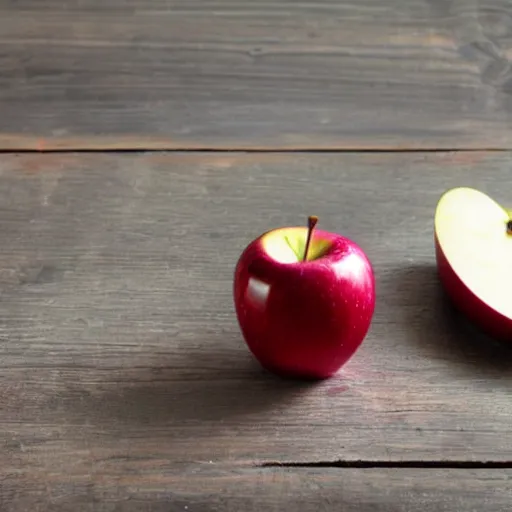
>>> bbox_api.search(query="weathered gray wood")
[1,1,512,149]
[1,151,512,475]
[3,467,512,511]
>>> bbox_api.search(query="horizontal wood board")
[1,151,512,476]
[3,467,512,512]
[1,1,512,149]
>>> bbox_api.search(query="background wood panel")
[1,0,512,150]
[2,151,512,480]
[3,467,512,512]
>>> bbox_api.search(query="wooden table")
[2,1,512,510]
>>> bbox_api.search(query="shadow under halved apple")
[388,264,512,374]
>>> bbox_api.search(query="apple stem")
[303,215,318,261]
[507,220,512,235]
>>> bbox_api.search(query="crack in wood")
[260,461,512,469]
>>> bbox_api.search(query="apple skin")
[435,233,512,342]
[233,228,376,379]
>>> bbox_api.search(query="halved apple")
[434,187,512,342]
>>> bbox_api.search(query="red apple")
[233,216,376,379]
[434,187,512,342]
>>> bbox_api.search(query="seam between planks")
[0,147,509,155]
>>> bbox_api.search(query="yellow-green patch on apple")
[262,227,332,264]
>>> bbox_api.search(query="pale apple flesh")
[233,226,375,379]
[435,187,512,341]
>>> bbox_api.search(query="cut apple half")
[435,187,512,340]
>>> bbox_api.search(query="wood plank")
[1,1,512,149]
[3,467,512,511]
[1,151,512,477]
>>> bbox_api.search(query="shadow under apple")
[61,335,317,429]
[383,264,512,375]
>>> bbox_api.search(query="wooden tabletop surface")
[2,1,512,511]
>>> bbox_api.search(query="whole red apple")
[233,216,376,379]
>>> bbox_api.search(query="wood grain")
[3,467,512,512]
[1,150,512,477]
[1,1,512,149]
